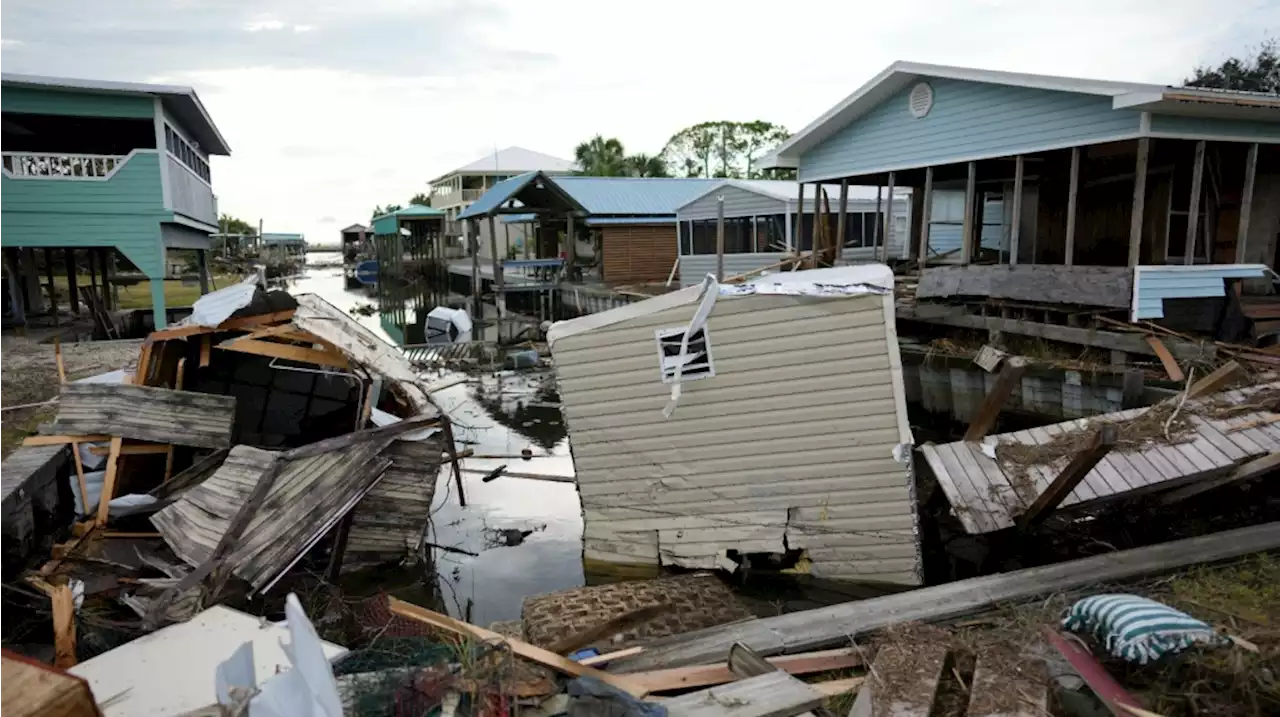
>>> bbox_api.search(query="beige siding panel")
[572,402,894,447]
[576,427,901,471]
[578,459,908,496]
[585,484,914,514]
[579,444,903,484]
[583,509,785,533]
[566,389,895,433]
[573,414,898,459]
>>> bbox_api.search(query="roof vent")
[908,82,934,119]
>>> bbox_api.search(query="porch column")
[4,249,26,326]
[835,179,848,264]
[99,248,116,310]
[1010,155,1025,265]
[1184,140,1206,264]
[566,213,577,280]
[960,162,977,264]
[1065,147,1081,266]
[197,249,211,294]
[1236,142,1259,263]
[150,277,168,329]
[918,167,934,264]
[64,249,80,315]
[795,182,806,259]
[487,215,506,319]
[881,172,896,263]
[43,248,59,326]
[20,248,46,314]
[1127,138,1151,267]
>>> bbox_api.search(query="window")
[164,123,210,183]
[656,325,715,383]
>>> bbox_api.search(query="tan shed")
[548,265,922,585]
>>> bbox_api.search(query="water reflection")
[297,253,584,624]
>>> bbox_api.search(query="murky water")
[288,253,585,625]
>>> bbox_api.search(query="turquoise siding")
[1133,265,1270,320]
[800,78,1142,181]
[1,86,154,119]
[1,151,167,276]
[1148,114,1280,143]
[372,214,399,235]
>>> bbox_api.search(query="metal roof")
[585,215,676,226]
[428,146,578,184]
[2,72,232,155]
[460,173,719,220]
[261,232,305,244]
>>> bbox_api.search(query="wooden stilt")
[964,357,1029,441]
[96,437,124,526]
[1236,143,1259,263]
[881,172,895,263]
[1010,156,1025,265]
[1065,147,1080,266]
[835,179,849,264]
[1128,138,1151,267]
[715,195,725,281]
[1185,140,1206,264]
[64,249,80,315]
[918,167,934,266]
[1018,424,1117,529]
[961,161,977,264]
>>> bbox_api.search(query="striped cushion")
[1062,594,1226,664]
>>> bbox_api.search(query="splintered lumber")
[1187,360,1245,400]
[2,649,101,717]
[623,647,865,694]
[859,644,947,717]
[1144,336,1184,381]
[813,677,864,697]
[52,383,236,449]
[964,357,1029,441]
[609,522,1280,670]
[1160,451,1280,504]
[661,671,825,717]
[388,597,646,697]
[579,646,644,667]
[966,655,1047,717]
[1017,424,1117,530]
[23,435,111,447]
[95,437,123,526]
[215,337,350,369]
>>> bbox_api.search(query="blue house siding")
[800,78,1142,182]
[1148,114,1280,143]
[1,86,155,119]
[1133,265,1271,320]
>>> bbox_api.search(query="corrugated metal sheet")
[52,383,237,448]
[1132,264,1270,320]
[184,275,260,327]
[557,176,720,215]
[551,288,921,584]
[153,440,394,593]
[586,216,674,226]
[261,232,305,244]
[457,172,538,219]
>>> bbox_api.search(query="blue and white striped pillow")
[1062,594,1227,664]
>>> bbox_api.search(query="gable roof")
[767,60,1280,169]
[341,223,369,233]
[2,72,232,155]
[676,179,887,210]
[459,173,719,220]
[261,233,304,243]
[429,146,578,184]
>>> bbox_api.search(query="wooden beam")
[796,182,805,257]
[1144,336,1184,381]
[215,337,351,369]
[660,671,825,717]
[835,179,849,264]
[28,579,78,669]
[441,417,467,508]
[199,334,211,368]
[579,646,643,666]
[963,356,1028,441]
[388,597,646,696]
[565,213,577,280]
[1017,423,1117,530]
[1161,451,1280,504]
[862,644,947,717]
[716,195,726,281]
[1010,155,1025,265]
[881,172,896,263]
[610,521,1280,670]
[1128,137,1150,267]
[95,437,123,526]
[134,339,154,385]
[147,309,298,340]
[961,161,977,264]
[1184,139,1206,264]
[488,214,507,318]
[88,443,170,456]
[1236,142,1259,263]
[1187,360,1244,399]
[22,434,112,446]
[64,248,79,315]
[624,648,865,694]
[918,167,933,264]
[1065,147,1080,266]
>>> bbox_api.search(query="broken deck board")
[51,383,236,449]
[923,381,1280,534]
[966,655,1048,717]
[862,643,947,717]
[915,265,1134,309]
[661,670,825,717]
[608,521,1280,670]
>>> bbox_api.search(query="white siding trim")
[1145,131,1280,143]
[154,98,172,210]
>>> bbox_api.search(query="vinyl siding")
[1132,264,1271,320]
[1,151,167,276]
[679,185,787,222]
[1148,114,1280,142]
[166,154,217,226]
[800,77,1142,182]
[679,254,785,287]
[1,86,155,118]
[552,292,921,583]
[602,224,677,283]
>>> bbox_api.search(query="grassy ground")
[46,274,240,310]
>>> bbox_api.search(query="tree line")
[573,120,795,179]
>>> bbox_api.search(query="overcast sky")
[3,0,1276,243]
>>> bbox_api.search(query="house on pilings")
[765,61,1279,358]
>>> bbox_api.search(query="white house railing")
[1,151,130,180]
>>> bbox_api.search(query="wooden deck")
[921,383,1280,534]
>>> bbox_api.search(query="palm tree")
[574,135,628,176]
[408,192,431,206]
[625,154,669,178]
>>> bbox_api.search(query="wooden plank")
[918,167,934,263]
[22,435,111,447]
[199,335,211,368]
[147,309,298,340]
[959,440,1022,517]
[814,677,864,698]
[611,521,1280,670]
[625,648,864,694]
[835,179,849,264]
[1236,143,1259,263]
[1127,137,1150,267]
[87,443,170,456]
[881,172,896,263]
[1144,337,1184,381]
[1039,423,1108,499]
[929,443,997,534]
[863,643,947,717]
[716,194,726,279]
[1064,147,1080,266]
[967,655,1046,717]
[53,383,236,449]
[95,438,122,527]
[1189,417,1249,462]
[963,357,1028,441]
[961,161,976,264]
[215,337,350,369]
[2,649,100,717]
[913,265,1135,311]
[1184,140,1206,265]
[580,646,643,667]
[661,671,825,717]
[1027,427,1095,500]
[1161,451,1280,504]
[796,183,805,255]
[1018,425,1116,529]
[387,597,646,696]
[1010,155,1025,264]
[134,339,154,385]
[1189,361,1244,399]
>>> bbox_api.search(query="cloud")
[244,19,285,33]
[293,24,315,33]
